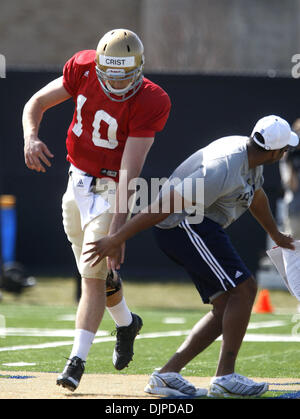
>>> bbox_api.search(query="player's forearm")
[23,77,71,141]
[22,97,44,140]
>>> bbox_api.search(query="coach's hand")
[271,231,295,250]
[83,235,123,269]
[107,242,125,271]
[24,136,54,173]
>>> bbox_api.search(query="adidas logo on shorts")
[235,270,243,279]
[76,179,84,187]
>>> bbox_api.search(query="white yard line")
[1,328,110,337]
[246,320,287,329]
[0,321,300,352]
[0,331,190,352]
[241,334,300,342]
[0,320,296,352]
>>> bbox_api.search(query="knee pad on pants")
[106,270,122,296]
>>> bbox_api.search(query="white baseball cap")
[251,115,299,150]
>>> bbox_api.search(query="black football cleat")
[112,313,143,370]
[56,356,85,392]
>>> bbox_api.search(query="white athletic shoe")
[144,371,208,397]
[208,373,269,398]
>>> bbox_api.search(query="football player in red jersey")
[22,29,171,391]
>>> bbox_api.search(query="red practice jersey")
[63,50,171,181]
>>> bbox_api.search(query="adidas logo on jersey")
[235,271,243,279]
[84,71,89,77]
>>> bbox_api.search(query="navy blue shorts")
[152,217,252,304]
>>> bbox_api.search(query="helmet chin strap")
[105,80,133,96]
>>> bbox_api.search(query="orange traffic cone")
[253,289,274,313]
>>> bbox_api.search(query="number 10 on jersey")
[72,94,119,149]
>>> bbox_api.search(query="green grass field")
[1,277,300,399]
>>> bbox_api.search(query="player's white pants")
[62,175,116,280]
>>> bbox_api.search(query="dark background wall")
[1,71,299,279]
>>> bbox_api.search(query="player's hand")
[271,231,295,250]
[24,136,54,173]
[83,236,123,269]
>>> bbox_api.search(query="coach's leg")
[215,276,257,376]
[160,292,229,373]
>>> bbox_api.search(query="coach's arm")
[249,187,294,250]
[83,187,185,268]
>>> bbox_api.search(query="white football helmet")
[95,29,144,102]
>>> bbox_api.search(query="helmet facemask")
[95,63,144,101]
